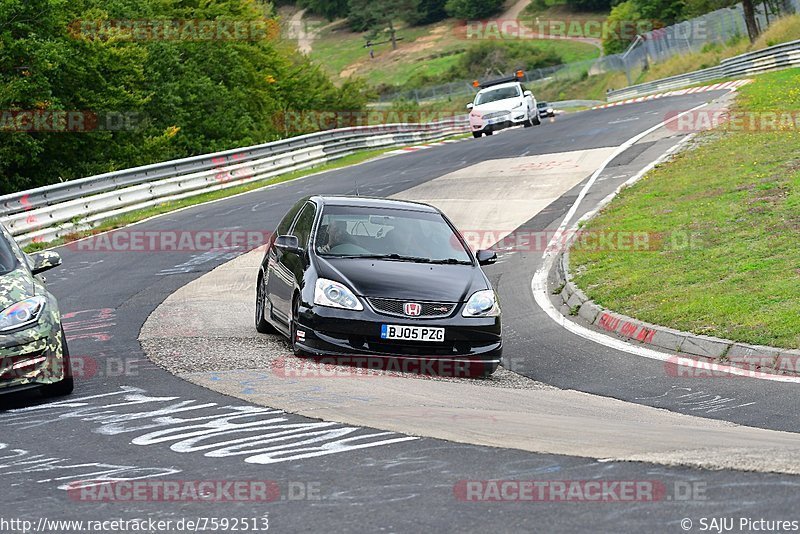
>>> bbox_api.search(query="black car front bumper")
[294,301,502,376]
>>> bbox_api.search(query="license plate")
[380,325,445,342]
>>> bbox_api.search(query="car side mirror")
[523,91,532,97]
[28,251,62,275]
[476,250,497,266]
[274,235,302,254]
[466,103,474,110]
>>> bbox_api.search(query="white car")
[467,78,540,138]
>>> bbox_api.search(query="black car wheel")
[255,274,277,334]
[41,330,74,397]
[472,132,481,138]
[485,130,493,136]
[532,114,541,126]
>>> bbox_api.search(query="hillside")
[284,4,603,93]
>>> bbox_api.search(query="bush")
[455,41,562,78]
[298,0,350,20]
[444,0,504,20]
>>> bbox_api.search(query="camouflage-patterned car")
[0,223,72,396]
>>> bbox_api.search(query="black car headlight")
[462,290,500,317]
[314,278,364,311]
[0,296,47,333]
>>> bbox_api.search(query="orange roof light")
[515,70,524,79]
[472,80,480,87]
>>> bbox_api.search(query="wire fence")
[380,0,799,104]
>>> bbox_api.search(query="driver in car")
[318,219,349,253]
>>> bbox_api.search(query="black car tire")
[41,330,74,397]
[256,274,277,334]
[485,130,493,136]
[532,114,541,126]
[480,361,499,378]
[472,132,481,138]
[523,118,532,127]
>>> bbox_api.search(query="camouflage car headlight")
[0,296,47,333]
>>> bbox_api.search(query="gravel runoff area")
[142,335,557,390]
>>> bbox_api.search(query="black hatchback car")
[255,196,502,377]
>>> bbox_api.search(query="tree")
[444,0,504,19]
[741,0,760,41]
[0,0,368,194]
[404,0,448,26]
[347,0,416,49]
[635,0,686,26]
[298,0,349,21]
[603,0,643,54]
[564,0,613,11]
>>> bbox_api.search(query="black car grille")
[367,298,456,318]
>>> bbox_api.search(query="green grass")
[308,18,600,88]
[22,147,403,253]
[569,68,800,349]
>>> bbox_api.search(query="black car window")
[276,199,306,236]
[290,202,316,249]
[315,205,472,263]
[0,231,18,275]
[476,86,520,105]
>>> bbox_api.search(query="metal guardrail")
[0,118,469,246]
[606,38,800,101]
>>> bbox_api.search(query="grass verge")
[309,19,600,88]
[22,146,406,253]
[569,67,800,349]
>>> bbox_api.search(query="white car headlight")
[314,278,363,311]
[462,290,500,317]
[0,296,47,333]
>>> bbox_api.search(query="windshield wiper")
[334,254,432,263]
[427,258,472,265]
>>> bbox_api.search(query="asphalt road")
[2,91,798,533]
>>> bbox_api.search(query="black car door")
[273,201,316,321]
[266,200,304,324]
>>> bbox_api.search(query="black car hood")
[315,257,488,302]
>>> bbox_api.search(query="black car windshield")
[0,232,18,276]
[537,102,548,108]
[315,205,472,264]
[475,86,520,105]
